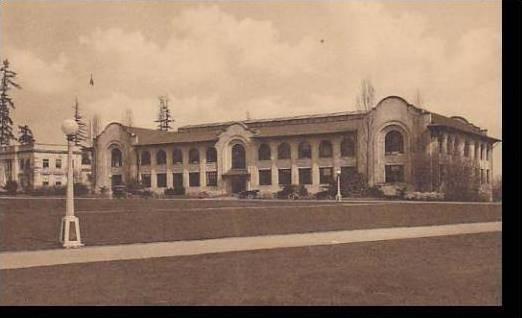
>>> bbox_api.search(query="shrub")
[74,183,90,196]
[404,191,444,201]
[492,177,502,202]
[443,158,481,202]
[4,180,18,194]
[164,186,185,195]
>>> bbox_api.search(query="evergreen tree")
[355,78,376,181]
[73,97,88,146]
[0,59,21,146]
[154,96,174,131]
[18,124,35,145]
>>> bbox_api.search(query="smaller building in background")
[0,143,92,191]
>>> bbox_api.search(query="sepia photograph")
[0,0,507,308]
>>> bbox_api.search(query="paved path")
[0,221,501,270]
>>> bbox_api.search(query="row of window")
[41,175,62,186]
[138,167,354,188]
[258,137,357,161]
[437,136,491,160]
[138,147,218,166]
[140,171,219,188]
[41,158,62,169]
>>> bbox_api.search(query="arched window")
[156,150,167,165]
[258,144,271,161]
[385,130,404,154]
[189,148,200,164]
[172,148,183,164]
[277,143,291,160]
[298,141,312,159]
[141,151,151,165]
[341,137,356,157]
[206,147,217,163]
[319,140,333,158]
[232,144,246,169]
[111,148,122,167]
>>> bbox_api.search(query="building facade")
[93,96,499,198]
[0,143,92,190]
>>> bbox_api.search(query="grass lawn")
[0,198,501,252]
[0,232,501,305]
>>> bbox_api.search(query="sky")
[0,0,502,176]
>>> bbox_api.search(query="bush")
[276,184,308,199]
[28,185,66,196]
[492,177,502,202]
[443,158,481,202]
[404,191,444,201]
[74,183,90,196]
[4,180,18,194]
[165,186,185,195]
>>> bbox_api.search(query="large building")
[0,143,92,190]
[93,96,500,198]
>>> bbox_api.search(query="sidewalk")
[0,221,501,270]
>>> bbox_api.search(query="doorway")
[231,176,247,193]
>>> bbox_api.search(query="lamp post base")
[59,216,84,248]
[336,194,342,202]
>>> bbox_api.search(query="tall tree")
[92,113,101,139]
[72,97,88,147]
[0,59,21,146]
[155,96,174,131]
[18,124,35,145]
[355,79,376,181]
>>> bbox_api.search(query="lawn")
[0,198,501,252]
[0,232,501,305]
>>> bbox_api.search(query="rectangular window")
[43,159,49,169]
[259,169,272,185]
[298,168,312,185]
[111,175,122,187]
[206,171,217,186]
[438,136,444,154]
[385,165,404,183]
[19,159,24,170]
[464,142,470,157]
[55,177,62,186]
[189,172,200,187]
[278,169,291,185]
[157,173,167,188]
[480,169,484,185]
[141,174,151,187]
[42,175,49,186]
[486,169,490,184]
[341,166,357,177]
[173,173,183,189]
[319,167,333,184]
[56,158,62,169]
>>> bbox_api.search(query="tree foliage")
[0,59,21,146]
[73,98,88,146]
[18,124,35,145]
[155,96,174,131]
[355,78,376,180]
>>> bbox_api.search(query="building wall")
[93,98,496,199]
[0,144,86,190]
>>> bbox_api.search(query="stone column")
[291,140,298,185]
[199,146,206,189]
[166,147,173,188]
[311,139,320,187]
[271,142,278,188]
[182,146,189,188]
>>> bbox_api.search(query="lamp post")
[336,168,342,202]
[59,119,83,248]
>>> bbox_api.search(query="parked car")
[275,185,308,200]
[238,189,260,199]
[315,185,335,200]
[112,185,128,199]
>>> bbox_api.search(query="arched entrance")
[223,142,249,194]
